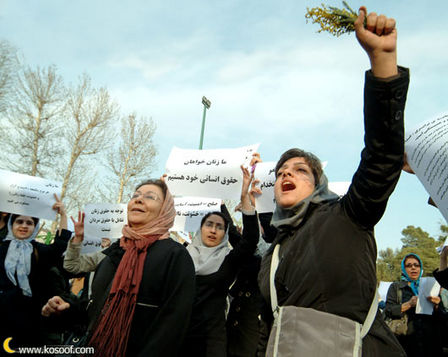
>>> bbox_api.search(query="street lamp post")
[199,96,211,150]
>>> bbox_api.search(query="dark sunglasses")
[405,263,420,268]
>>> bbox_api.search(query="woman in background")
[0,195,69,349]
[386,253,443,356]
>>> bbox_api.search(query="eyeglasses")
[405,263,421,268]
[14,219,34,226]
[204,221,225,231]
[131,192,161,202]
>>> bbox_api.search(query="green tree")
[377,247,401,281]
[400,225,440,277]
[377,224,444,281]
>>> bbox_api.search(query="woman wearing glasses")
[43,179,196,357]
[183,166,260,357]
[385,253,443,356]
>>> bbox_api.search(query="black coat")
[64,238,196,357]
[0,229,71,349]
[434,268,448,290]
[184,213,260,357]
[257,68,410,357]
[385,281,444,356]
[226,212,275,357]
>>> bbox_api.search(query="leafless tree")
[59,74,119,201]
[49,74,119,232]
[103,113,157,203]
[0,40,18,113]
[0,65,64,176]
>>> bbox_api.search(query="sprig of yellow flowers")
[305,1,359,37]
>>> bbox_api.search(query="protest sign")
[378,281,393,303]
[80,236,119,254]
[172,196,221,232]
[165,144,259,200]
[437,236,448,254]
[405,114,448,221]
[416,277,441,315]
[253,162,276,214]
[0,169,62,220]
[84,203,127,239]
[328,182,351,197]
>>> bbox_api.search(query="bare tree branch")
[103,113,157,203]
[1,65,64,177]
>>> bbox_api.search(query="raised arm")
[230,166,260,261]
[63,211,105,273]
[343,7,409,228]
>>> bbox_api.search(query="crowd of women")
[1,6,447,357]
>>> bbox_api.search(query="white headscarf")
[187,226,232,276]
[4,215,40,297]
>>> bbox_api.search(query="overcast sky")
[1,0,446,251]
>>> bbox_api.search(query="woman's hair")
[274,148,323,186]
[135,179,168,199]
[11,214,39,226]
[404,254,421,265]
[0,212,10,223]
[200,211,229,232]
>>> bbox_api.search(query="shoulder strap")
[269,244,281,316]
[360,288,379,338]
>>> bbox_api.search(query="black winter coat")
[434,268,448,290]
[184,213,259,357]
[63,238,196,357]
[385,281,444,356]
[226,212,275,357]
[0,229,71,349]
[257,68,410,357]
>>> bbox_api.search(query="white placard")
[415,277,441,315]
[172,196,221,232]
[84,203,127,239]
[378,281,393,302]
[253,162,276,214]
[405,114,448,222]
[328,182,351,197]
[80,236,119,254]
[165,144,259,200]
[0,169,62,220]
[437,237,448,254]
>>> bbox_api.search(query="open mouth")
[282,181,296,192]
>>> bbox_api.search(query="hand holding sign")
[0,169,62,220]
[165,144,260,200]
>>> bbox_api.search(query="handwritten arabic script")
[0,169,62,220]
[84,203,127,239]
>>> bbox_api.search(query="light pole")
[199,96,211,150]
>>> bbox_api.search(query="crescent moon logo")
[3,337,15,354]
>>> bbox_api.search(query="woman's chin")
[276,198,297,209]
